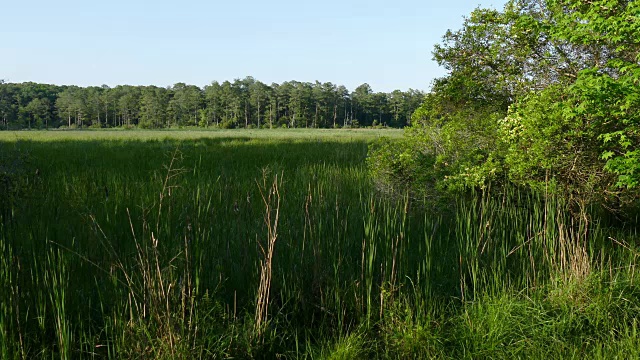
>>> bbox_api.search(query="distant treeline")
[0,78,425,130]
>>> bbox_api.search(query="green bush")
[219,119,236,129]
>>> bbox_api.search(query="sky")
[1,0,507,93]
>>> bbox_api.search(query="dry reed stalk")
[254,172,281,340]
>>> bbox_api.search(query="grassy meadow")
[1,129,639,359]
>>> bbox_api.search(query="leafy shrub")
[219,120,236,129]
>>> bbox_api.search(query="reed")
[0,130,638,358]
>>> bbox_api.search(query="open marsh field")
[0,128,404,143]
[1,129,640,359]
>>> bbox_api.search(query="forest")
[0,78,424,130]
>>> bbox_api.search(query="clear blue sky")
[1,0,506,92]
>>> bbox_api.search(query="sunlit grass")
[0,128,403,143]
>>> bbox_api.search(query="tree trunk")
[245,103,249,128]
[344,100,348,127]
[257,100,261,128]
[314,103,318,128]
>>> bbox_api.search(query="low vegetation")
[0,128,639,359]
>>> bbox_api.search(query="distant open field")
[1,129,639,359]
[0,128,404,143]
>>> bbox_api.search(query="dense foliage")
[0,78,424,130]
[369,0,640,209]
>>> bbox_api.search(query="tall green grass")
[0,131,639,359]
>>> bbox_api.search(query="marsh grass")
[0,130,638,358]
